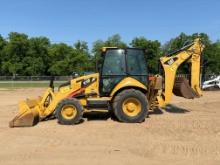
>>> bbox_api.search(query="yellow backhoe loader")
[9,38,204,127]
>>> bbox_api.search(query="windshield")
[102,49,126,75]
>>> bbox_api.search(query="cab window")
[127,49,147,75]
[102,49,126,75]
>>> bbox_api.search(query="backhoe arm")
[157,38,204,106]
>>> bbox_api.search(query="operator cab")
[98,48,148,96]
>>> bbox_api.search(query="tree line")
[0,32,219,76]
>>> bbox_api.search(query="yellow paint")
[157,38,204,106]
[101,47,117,52]
[61,105,77,120]
[110,77,147,97]
[122,98,141,117]
[11,39,204,126]
[16,73,100,120]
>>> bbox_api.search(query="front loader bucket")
[9,98,41,127]
[173,77,199,99]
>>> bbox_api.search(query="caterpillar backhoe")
[9,38,204,127]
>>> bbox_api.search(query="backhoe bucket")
[173,77,199,99]
[9,98,42,127]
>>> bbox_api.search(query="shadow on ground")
[149,104,190,115]
[83,112,111,121]
[162,104,190,113]
[149,108,164,115]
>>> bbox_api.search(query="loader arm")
[157,38,204,106]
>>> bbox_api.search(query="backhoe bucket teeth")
[9,98,41,127]
[173,77,199,99]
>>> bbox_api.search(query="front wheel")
[113,89,148,123]
[55,98,83,125]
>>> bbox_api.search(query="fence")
[0,76,71,81]
[0,74,216,88]
[0,76,72,88]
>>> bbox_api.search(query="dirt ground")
[0,88,220,165]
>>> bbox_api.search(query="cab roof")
[101,47,145,53]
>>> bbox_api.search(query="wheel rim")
[61,105,77,120]
[122,98,141,117]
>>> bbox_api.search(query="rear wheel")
[56,98,83,125]
[113,89,148,123]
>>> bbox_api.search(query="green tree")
[130,37,161,74]
[92,34,127,71]
[162,33,190,55]
[162,32,220,74]
[1,32,29,76]
[0,32,219,76]
[73,40,93,73]
[48,43,74,75]
[0,35,7,74]
[105,34,127,48]
[23,37,50,75]
[48,42,92,75]
[74,40,89,53]
[202,41,220,74]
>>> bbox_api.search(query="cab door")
[126,49,148,85]
[100,49,126,96]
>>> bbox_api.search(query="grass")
[0,81,66,88]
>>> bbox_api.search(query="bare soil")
[0,88,220,165]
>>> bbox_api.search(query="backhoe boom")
[157,38,204,106]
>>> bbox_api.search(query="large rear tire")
[56,98,83,125]
[113,89,148,123]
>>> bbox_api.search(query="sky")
[0,0,220,48]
